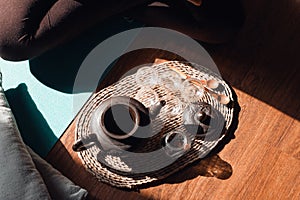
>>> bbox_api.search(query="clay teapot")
[182,102,225,138]
[73,96,166,152]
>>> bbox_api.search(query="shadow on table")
[166,154,232,183]
[203,0,300,120]
[5,83,57,157]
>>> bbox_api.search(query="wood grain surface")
[46,0,300,199]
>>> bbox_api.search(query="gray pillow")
[0,71,88,199]
[27,147,88,200]
[0,74,51,199]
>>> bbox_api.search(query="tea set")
[73,65,227,161]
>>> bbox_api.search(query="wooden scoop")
[187,0,202,7]
[167,64,230,105]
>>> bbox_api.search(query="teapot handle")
[72,134,97,152]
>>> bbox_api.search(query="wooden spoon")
[167,65,230,105]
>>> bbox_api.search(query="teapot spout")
[149,100,166,119]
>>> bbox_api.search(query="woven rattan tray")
[75,61,237,189]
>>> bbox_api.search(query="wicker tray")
[75,61,237,189]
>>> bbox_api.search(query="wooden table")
[46,1,300,199]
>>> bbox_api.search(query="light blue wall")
[0,58,90,157]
